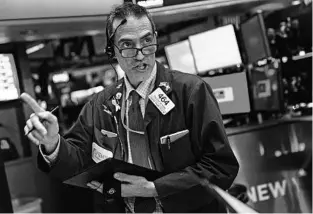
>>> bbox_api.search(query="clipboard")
[63,158,164,189]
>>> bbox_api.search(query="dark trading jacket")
[38,62,239,213]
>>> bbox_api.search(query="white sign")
[149,88,175,115]
[213,87,234,103]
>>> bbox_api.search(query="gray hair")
[106,2,156,42]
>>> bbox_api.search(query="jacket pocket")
[160,130,196,172]
[94,128,119,158]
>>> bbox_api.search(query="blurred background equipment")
[0,54,20,102]
[248,59,283,112]
[0,152,13,212]
[210,183,258,213]
[202,72,251,115]
[240,12,272,64]
[165,40,197,75]
[188,25,242,75]
[0,138,19,162]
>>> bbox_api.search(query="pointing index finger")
[20,93,44,113]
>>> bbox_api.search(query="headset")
[105,19,127,59]
[105,17,157,59]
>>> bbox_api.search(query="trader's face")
[113,15,156,85]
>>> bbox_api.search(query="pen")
[25,106,59,136]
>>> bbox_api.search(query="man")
[23,2,239,213]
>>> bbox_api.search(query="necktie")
[128,91,156,213]
[128,91,149,168]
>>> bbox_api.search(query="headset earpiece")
[105,25,115,59]
[105,18,127,59]
[106,43,115,59]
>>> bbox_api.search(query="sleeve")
[39,135,61,165]
[37,100,95,180]
[153,80,239,212]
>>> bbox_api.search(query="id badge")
[92,142,113,163]
[149,88,175,115]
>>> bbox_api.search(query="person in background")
[22,2,239,213]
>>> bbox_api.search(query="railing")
[209,183,259,213]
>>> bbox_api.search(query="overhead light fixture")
[86,30,102,36]
[137,0,163,8]
[26,43,45,54]
[292,0,301,5]
[257,59,267,66]
[292,52,312,60]
[282,56,288,63]
[0,37,10,44]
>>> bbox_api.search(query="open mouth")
[135,64,148,71]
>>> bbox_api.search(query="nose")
[135,49,145,61]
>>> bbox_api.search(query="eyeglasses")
[113,44,158,58]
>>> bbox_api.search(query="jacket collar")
[102,61,173,116]
[154,61,172,95]
[104,61,172,99]
[102,78,124,116]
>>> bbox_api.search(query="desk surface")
[226,115,312,136]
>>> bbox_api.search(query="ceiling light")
[257,59,267,66]
[86,30,102,36]
[0,37,10,44]
[292,0,301,5]
[26,43,45,54]
[282,57,288,63]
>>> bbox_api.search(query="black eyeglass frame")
[113,43,159,58]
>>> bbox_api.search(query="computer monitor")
[165,40,197,75]
[0,54,20,101]
[189,25,242,74]
[249,62,282,112]
[240,12,271,63]
[202,72,251,115]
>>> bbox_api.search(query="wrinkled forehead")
[112,15,154,43]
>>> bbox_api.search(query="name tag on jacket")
[92,142,113,163]
[149,88,175,115]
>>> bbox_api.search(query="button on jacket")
[38,62,239,213]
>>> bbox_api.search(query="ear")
[154,31,158,38]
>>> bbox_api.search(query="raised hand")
[21,93,59,153]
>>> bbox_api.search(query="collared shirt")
[123,62,157,118]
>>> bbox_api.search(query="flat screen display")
[165,40,197,75]
[202,72,251,115]
[240,14,271,63]
[189,25,242,73]
[0,54,20,101]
